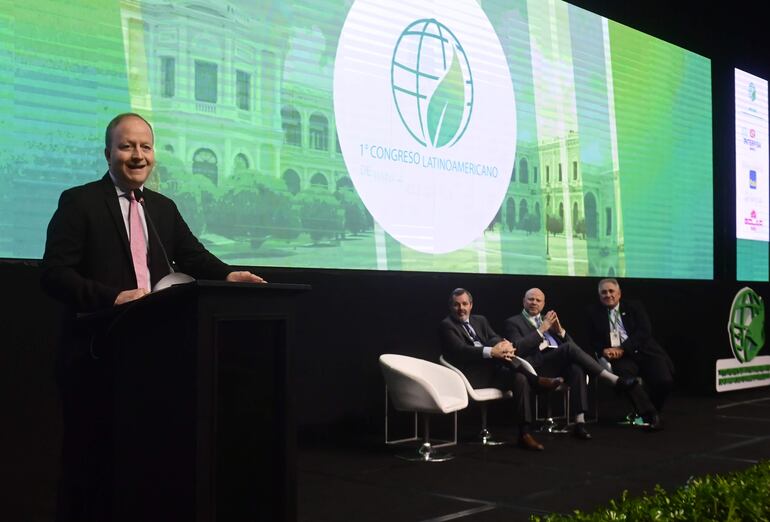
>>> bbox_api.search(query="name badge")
[609,330,621,347]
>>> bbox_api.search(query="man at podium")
[40,112,265,521]
[42,112,264,311]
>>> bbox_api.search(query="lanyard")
[608,308,621,331]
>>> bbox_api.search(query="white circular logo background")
[334,0,516,254]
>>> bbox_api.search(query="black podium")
[96,281,309,522]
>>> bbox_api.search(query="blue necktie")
[462,321,480,341]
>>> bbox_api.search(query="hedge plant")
[532,460,770,522]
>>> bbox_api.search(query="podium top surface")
[77,280,311,322]
[194,280,312,292]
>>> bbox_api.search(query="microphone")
[132,188,194,291]
[132,189,174,275]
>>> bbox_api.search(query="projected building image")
[0,0,712,279]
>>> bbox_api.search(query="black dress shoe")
[618,381,656,418]
[518,433,545,451]
[535,376,564,392]
[643,413,663,431]
[572,423,592,440]
[614,376,639,392]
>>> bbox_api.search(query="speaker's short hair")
[105,113,154,149]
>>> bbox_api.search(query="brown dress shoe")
[535,376,564,392]
[518,433,544,451]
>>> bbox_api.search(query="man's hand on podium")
[114,272,266,306]
[114,288,150,306]
[226,271,267,284]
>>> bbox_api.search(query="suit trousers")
[607,354,674,412]
[535,342,602,416]
[488,361,532,426]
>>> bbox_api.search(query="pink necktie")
[128,191,150,291]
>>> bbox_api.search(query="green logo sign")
[391,19,474,148]
[728,287,765,363]
[748,82,757,102]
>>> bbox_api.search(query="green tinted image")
[737,239,769,281]
[0,0,713,279]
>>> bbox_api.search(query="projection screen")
[0,0,713,279]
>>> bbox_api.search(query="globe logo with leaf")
[391,19,473,148]
[728,287,765,363]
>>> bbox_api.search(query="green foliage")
[505,207,516,232]
[154,150,189,187]
[156,151,219,235]
[270,202,302,241]
[522,212,541,234]
[546,214,564,236]
[531,461,770,522]
[512,211,537,234]
[211,169,299,242]
[574,218,586,239]
[296,188,344,243]
[336,188,372,236]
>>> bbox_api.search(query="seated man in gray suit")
[503,288,660,439]
[439,288,563,451]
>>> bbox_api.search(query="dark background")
[2,1,769,519]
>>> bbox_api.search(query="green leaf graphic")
[427,49,465,148]
[745,308,765,361]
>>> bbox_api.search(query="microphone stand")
[133,189,195,292]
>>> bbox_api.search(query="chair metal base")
[396,443,455,462]
[384,387,458,448]
[535,386,571,434]
[470,428,506,446]
[384,386,458,462]
[536,417,570,434]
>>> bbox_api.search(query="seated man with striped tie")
[503,288,661,440]
[439,287,564,451]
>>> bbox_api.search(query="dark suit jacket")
[438,314,503,388]
[586,299,674,373]
[41,173,231,313]
[42,174,236,520]
[503,313,572,368]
